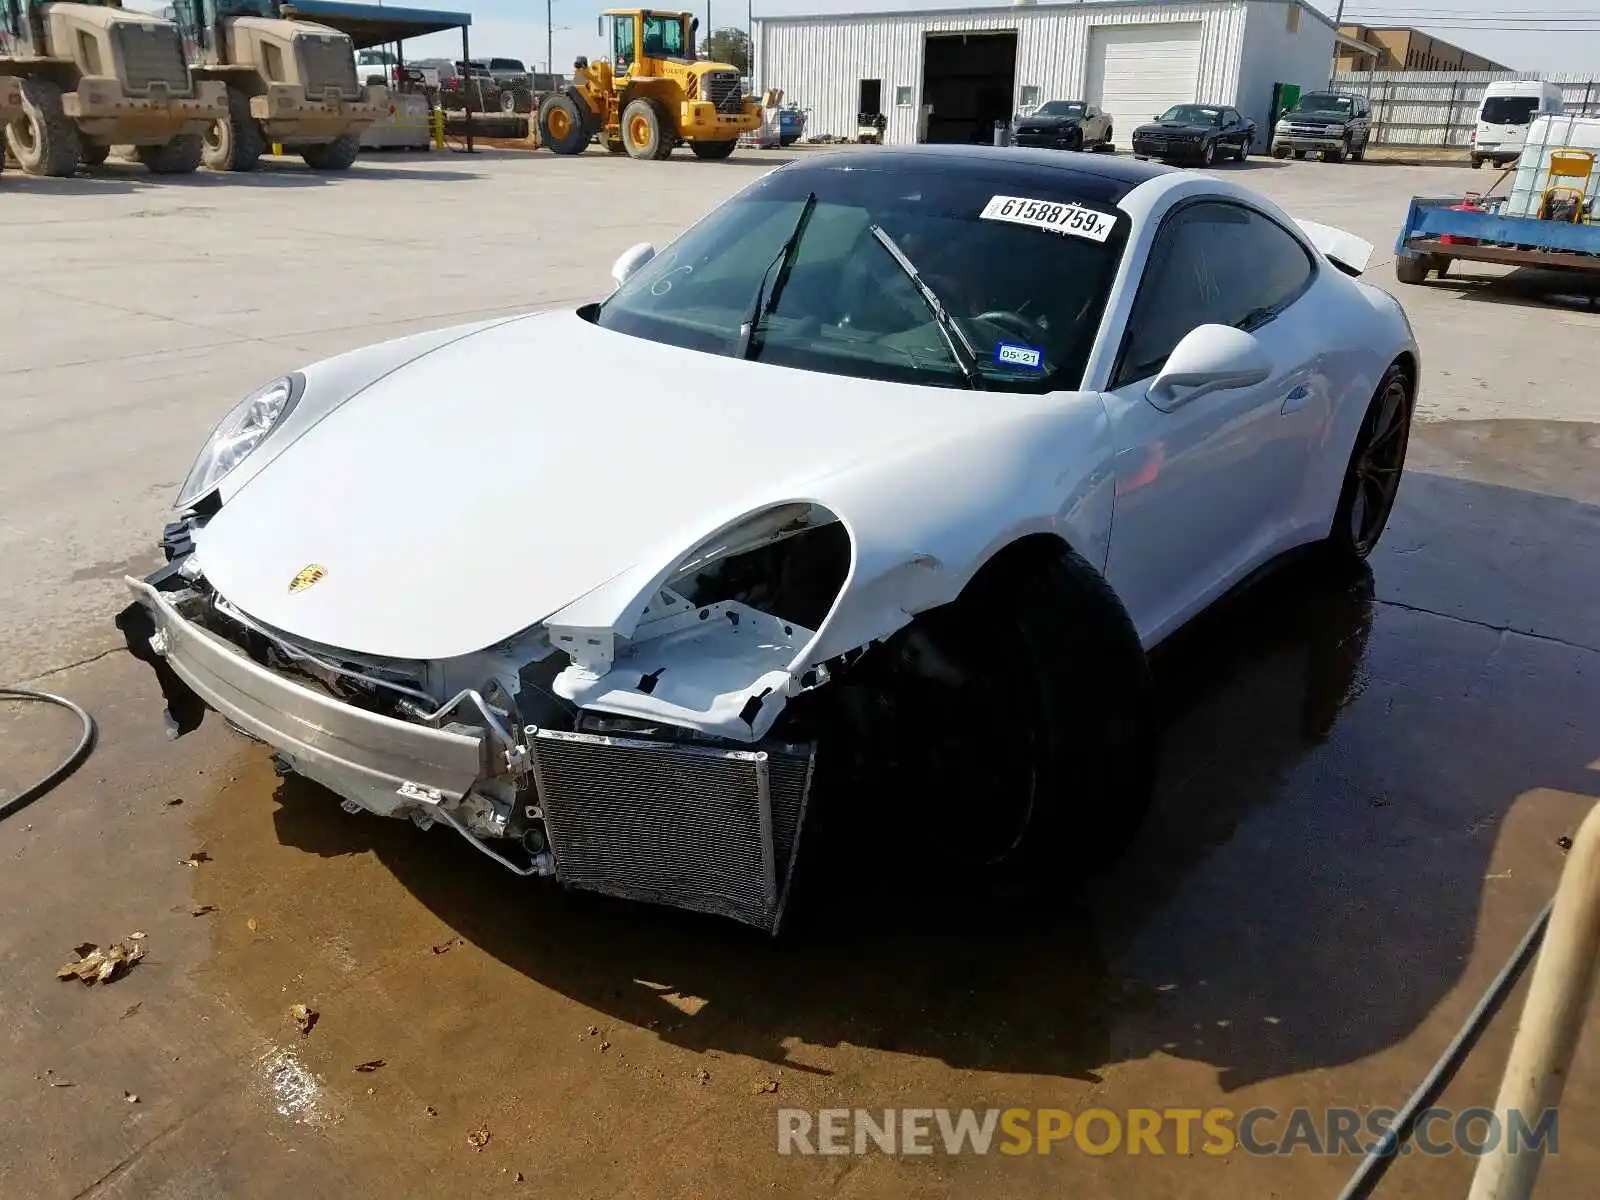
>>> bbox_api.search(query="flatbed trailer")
[1394,196,1600,284]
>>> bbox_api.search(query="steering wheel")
[975,309,1049,346]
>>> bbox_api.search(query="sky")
[124,0,1600,76]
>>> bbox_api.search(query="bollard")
[431,107,445,150]
[271,142,283,157]
[1468,799,1600,1200]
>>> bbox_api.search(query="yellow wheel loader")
[0,0,226,177]
[538,8,763,161]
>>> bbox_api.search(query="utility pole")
[1330,0,1346,85]
[547,0,553,75]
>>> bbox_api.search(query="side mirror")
[611,241,656,289]
[1146,324,1271,411]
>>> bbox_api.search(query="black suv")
[1271,91,1372,162]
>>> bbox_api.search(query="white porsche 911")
[119,146,1419,933]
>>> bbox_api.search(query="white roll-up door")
[1086,23,1203,148]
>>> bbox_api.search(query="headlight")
[1275,119,1289,132]
[1324,124,1343,136]
[175,373,304,510]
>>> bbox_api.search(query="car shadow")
[265,463,1600,1086]
[59,161,485,187]
[1430,264,1600,311]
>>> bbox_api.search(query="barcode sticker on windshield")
[979,195,1117,242]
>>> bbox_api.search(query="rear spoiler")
[1295,219,1374,277]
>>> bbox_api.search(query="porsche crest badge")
[288,564,327,594]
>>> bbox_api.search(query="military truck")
[168,0,386,172]
[0,0,226,176]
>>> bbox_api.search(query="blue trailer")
[1393,196,1600,285]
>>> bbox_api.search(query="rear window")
[1481,96,1540,125]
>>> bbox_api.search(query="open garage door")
[1086,23,1202,149]
[922,31,1018,145]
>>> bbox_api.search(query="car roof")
[792,144,1175,205]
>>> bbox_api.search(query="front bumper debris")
[123,576,486,801]
[120,572,816,933]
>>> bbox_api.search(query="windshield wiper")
[866,224,983,389]
[735,191,817,361]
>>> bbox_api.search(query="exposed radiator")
[530,729,814,933]
[112,23,191,97]
[297,33,361,101]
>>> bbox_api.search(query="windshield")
[1296,93,1352,114]
[1481,96,1540,125]
[1036,101,1086,118]
[592,163,1128,392]
[357,50,396,65]
[1159,105,1222,125]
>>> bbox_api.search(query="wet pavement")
[3,417,1599,1199]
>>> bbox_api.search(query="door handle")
[1281,384,1311,414]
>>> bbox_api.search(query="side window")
[613,16,635,67]
[1113,202,1316,388]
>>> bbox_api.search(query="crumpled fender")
[545,393,1117,740]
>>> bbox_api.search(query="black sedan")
[1131,104,1256,167]
[1009,100,1115,152]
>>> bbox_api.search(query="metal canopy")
[279,0,471,51]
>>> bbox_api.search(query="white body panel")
[175,159,1418,744]
[1086,22,1203,149]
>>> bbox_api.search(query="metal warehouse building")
[751,0,1338,152]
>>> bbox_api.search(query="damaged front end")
[120,503,863,933]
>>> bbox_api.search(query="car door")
[1100,199,1324,644]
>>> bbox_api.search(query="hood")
[194,311,1064,661]
[1290,109,1352,123]
[1015,114,1080,128]
[1141,121,1210,134]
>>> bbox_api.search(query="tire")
[1322,142,1346,163]
[603,135,626,154]
[689,138,737,160]
[1292,148,1306,160]
[538,92,588,155]
[1394,253,1430,284]
[6,78,81,177]
[804,539,1156,883]
[136,134,204,175]
[1328,362,1414,561]
[1233,137,1248,160]
[621,96,673,160]
[1471,155,1484,169]
[1272,144,1291,159]
[1200,138,1217,167]
[300,133,360,171]
[202,85,264,172]
[1100,126,1114,150]
[500,90,517,115]
[79,142,110,167]
[1350,137,1366,162]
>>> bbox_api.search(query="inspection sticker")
[979,195,1117,242]
[994,342,1045,370]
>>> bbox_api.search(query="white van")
[1472,80,1564,168]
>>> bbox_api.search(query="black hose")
[1335,900,1553,1199]
[0,688,97,822]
